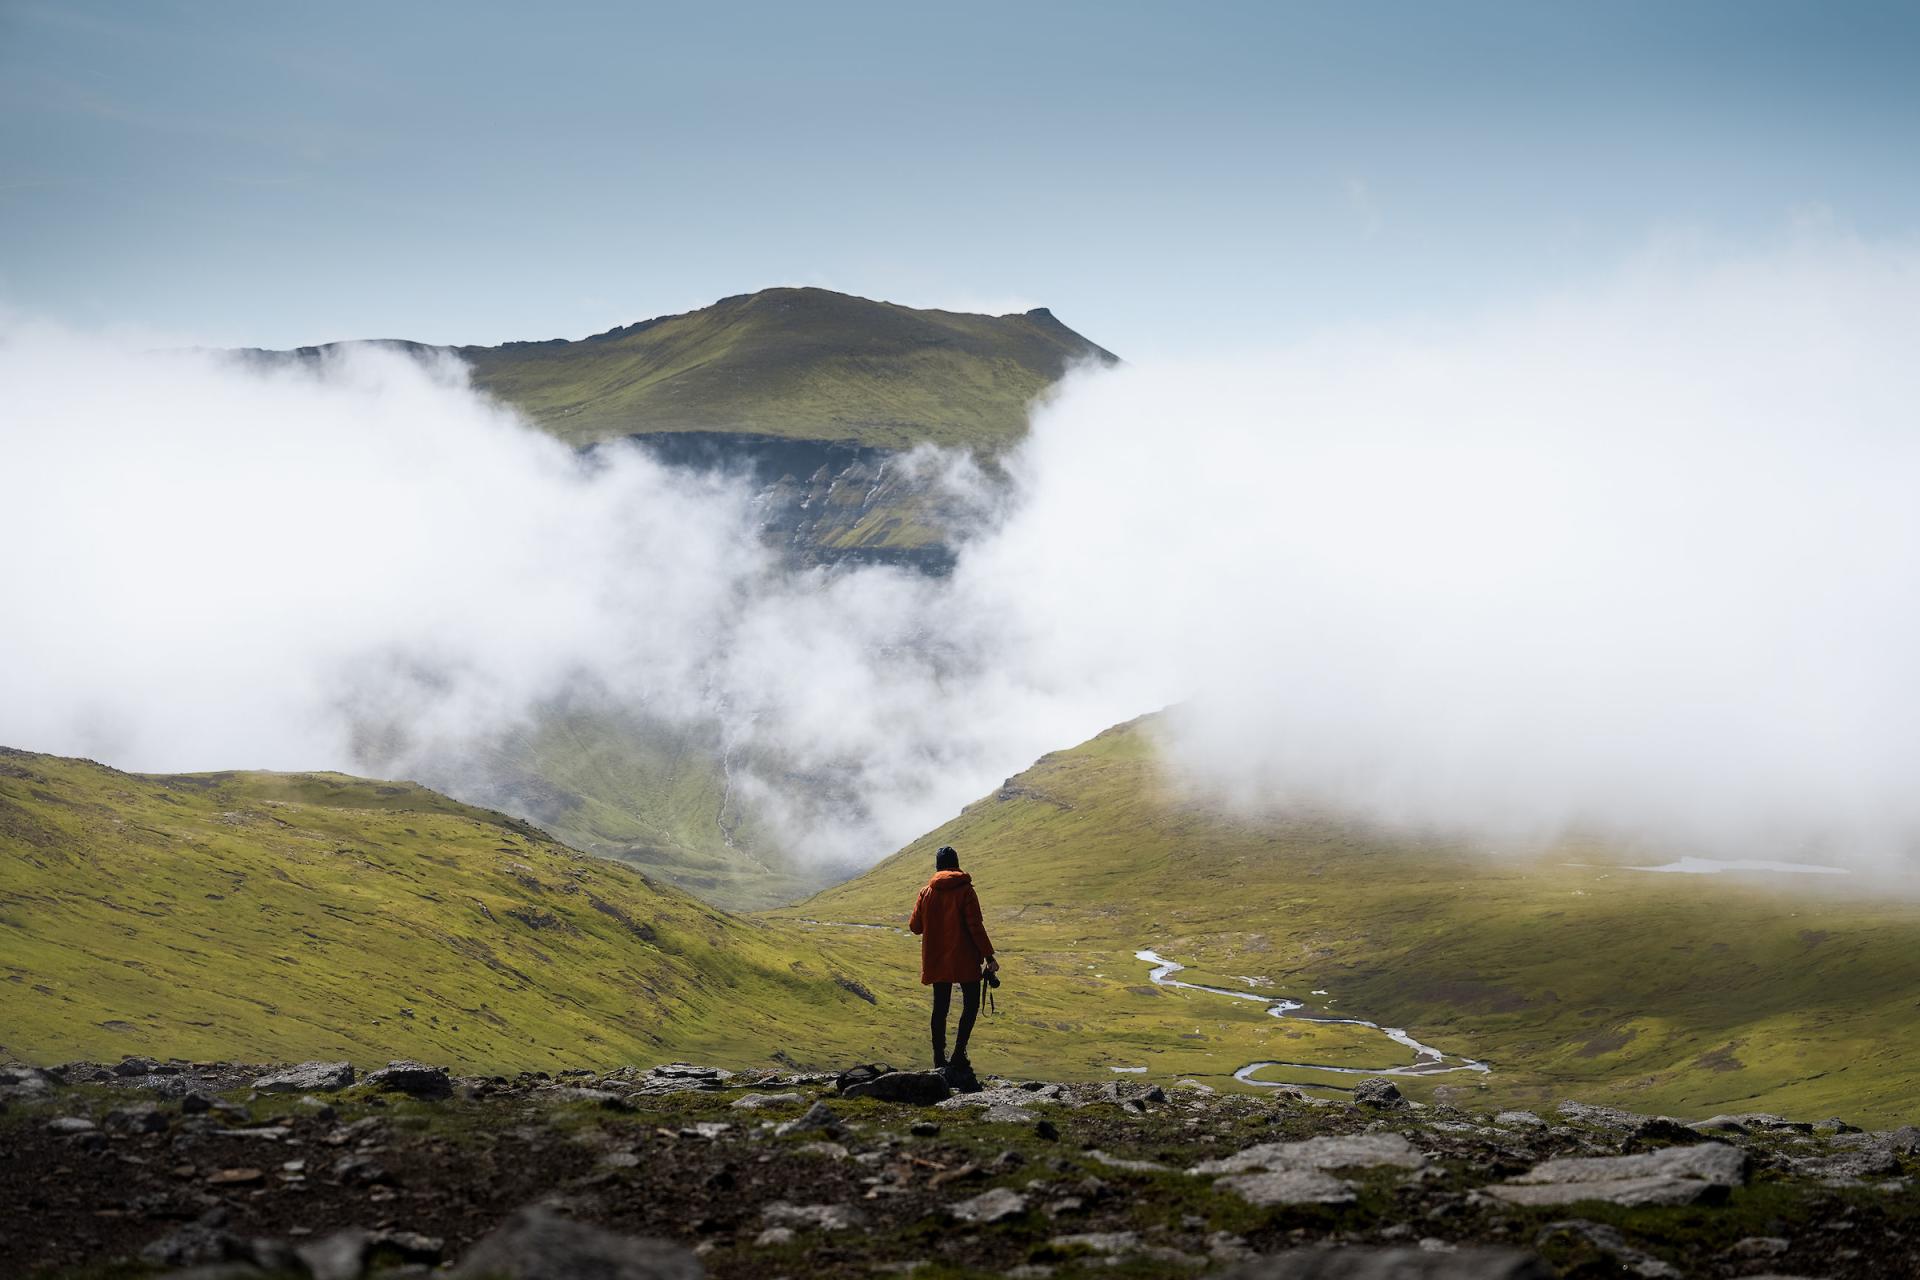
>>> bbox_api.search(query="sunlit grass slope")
[783,717,1920,1126]
[458,288,1115,450]
[0,748,884,1070]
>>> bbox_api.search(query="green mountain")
[236,290,1117,903]
[458,287,1116,451]
[0,747,886,1069]
[253,287,1115,455]
[784,716,1920,1126]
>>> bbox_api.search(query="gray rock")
[449,1206,703,1279]
[252,1061,354,1093]
[754,1226,795,1247]
[1215,1246,1554,1279]
[1731,1237,1791,1257]
[982,1103,1037,1123]
[139,1220,248,1268]
[1192,1133,1426,1175]
[937,1084,1069,1110]
[375,1228,444,1263]
[1216,1169,1358,1206]
[362,1060,452,1099]
[295,1228,371,1280]
[795,1140,849,1159]
[1494,1110,1546,1128]
[1535,1220,1679,1278]
[1050,1231,1140,1255]
[105,1103,170,1134]
[0,1064,56,1094]
[1689,1115,1749,1134]
[1488,1142,1746,1207]
[1800,1148,1900,1180]
[951,1187,1028,1223]
[547,1086,628,1108]
[330,1153,393,1186]
[760,1201,864,1231]
[1087,1149,1171,1173]
[1834,1124,1920,1155]
[773,1101,844,1138]
[841,1070,951,1106]
[1352,1078,1405,1107]
[730,1091,805,1110]
[46,1115,96,1134]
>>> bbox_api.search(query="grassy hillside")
[783,717,1920,1126]
[252,288,1115,453]
[0,747,887,1070]
[460,288,1115,450]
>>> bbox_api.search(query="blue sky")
[3,0,1916,356]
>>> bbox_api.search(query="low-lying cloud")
[3,231,1918,874]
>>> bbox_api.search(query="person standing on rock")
[908,845,997,1077]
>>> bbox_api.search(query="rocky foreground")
[2,1059,1916,1279]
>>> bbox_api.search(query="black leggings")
[931,980,981,1065]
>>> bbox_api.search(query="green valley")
[783,716,1920,1127]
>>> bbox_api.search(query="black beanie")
[935,845,959,871]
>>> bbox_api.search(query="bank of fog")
[3,234,1919,873]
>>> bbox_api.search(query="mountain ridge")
[242,286,1118,452]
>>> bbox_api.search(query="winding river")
[1135,949,1490,1087]
[792,917,1488,1088]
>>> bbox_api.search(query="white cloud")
[4,230,1920,876]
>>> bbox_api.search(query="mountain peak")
[455,287,1116,450]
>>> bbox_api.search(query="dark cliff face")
[624,431,975,575]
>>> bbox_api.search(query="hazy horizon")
[5,2,1919,357]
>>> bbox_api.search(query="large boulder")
[1216,1169,1358,1207]
[1191,1133,1427,1175]
[448,1206,702,1279]
[253,1061,355,1093]
[1488,1142,1747,1207]
[1351,1078,1405,1108]
[949,1187,1028,1224]
[773,1101,845,1138]
[840,1070,951,1105]
[1216,1246,1554,1279]
[833,1063,897,1093]
[362,1060,452,1100]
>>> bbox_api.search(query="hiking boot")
[940,1057,980,1094]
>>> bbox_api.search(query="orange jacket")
[908,869,995,985]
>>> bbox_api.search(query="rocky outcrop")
[1487,1142,1747,1206]
[361,1060,452,1100]
[253,1061,355,1093]
[5,1056,1914,1280]
[448,1206,701,1279]
[840,1070,951,1105]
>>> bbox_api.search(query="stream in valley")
[1134,949,1490,1088]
